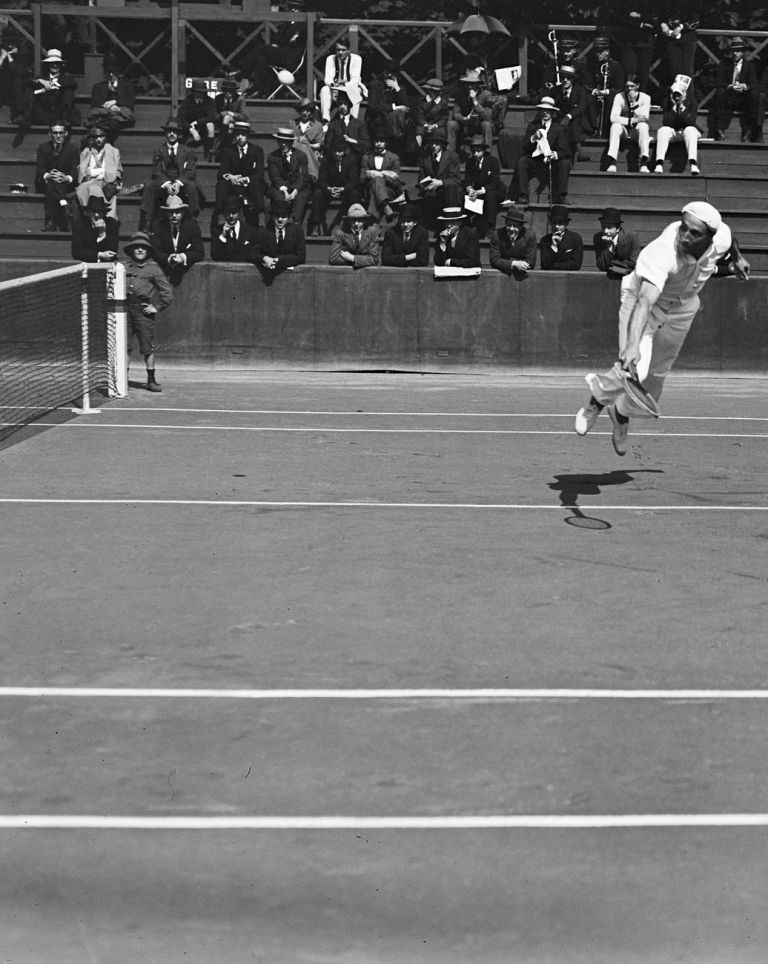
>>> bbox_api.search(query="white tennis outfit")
[587,219,732,417]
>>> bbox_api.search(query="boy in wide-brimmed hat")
[593,206,640,278]
[328,202,380,268]
[433,205,480,268]
[514,96,571,205]
[489,204,537,278]
[122,232,173,392]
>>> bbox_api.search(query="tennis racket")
[620,362,660,418]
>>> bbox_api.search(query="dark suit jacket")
[381,224,430,267]
[413,95,450,136]
[540,227,583,270]
[463,153,503,193]
[253,222,306,268]
[90,78,136,111]
[554,83,590,141]
[35,139,79,192]
[521,120,571,161]
[150,142,198,184]
[418,148,462,193]
[593,227,641,276]
[433,224,480,268]
[317,151,361,191]
[267,148,309,193]
[489,227,538,276]
[660,92,699,130]
[217,142,266,193]
[210,220,260,262]
[715,57,759,92]
[150,218,205,273]
[325,115,370,155]
[71,214,119,262]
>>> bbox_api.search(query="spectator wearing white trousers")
[654,78,700,176]
[605,75,651,173]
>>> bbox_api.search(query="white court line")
[0,498,765,512]
[1,687,768,700]
[2,814,768,829]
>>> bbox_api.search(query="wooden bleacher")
[1,96,768,270]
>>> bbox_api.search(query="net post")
[109,263,128,398]
[71,264,101,415]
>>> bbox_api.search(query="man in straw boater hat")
[122,231,173,393]
[593,206,640,279]
[553,63,591,163]
[513,94,571,206]
[17,47,79,133]
[489,204,537,279]
[433,205,480,268]
[214,118,266,230]
[381,202,430,267]
[417,126,462,228]
[574,201,749,455]
[540,203,583,271]
[328,202,381,268]
[267,125,311,228]
[140,116,200,231]
[150,194,204,287]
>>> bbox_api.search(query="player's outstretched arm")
[620,278,660,369]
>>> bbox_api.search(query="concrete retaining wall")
[1,260,765,372]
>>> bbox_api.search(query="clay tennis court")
[2,370,768,963]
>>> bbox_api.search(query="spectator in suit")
[620,5,656,95]
[412,78,451,149]
[291,97,324,182]
[214,119,266,229]
[593,207,641,278]
[254,198,306,286]
[585,36,624,138]
[659,4,698,87]
[178,78,216,160]
[329,203,381,269]
[433,206,480,268]
[364,61,412,158]
[71,194,119,263]
[309,135,363,236]
[540,204,583,271]
[381,202,430,267]
[75,123,122,218]
[212,79,248,161]
[140,117,200,231]
[35,121,79,231]
[654,77,701,175]
[515,96,571,206]
[87,55,135,142]
[361,129,405,223]
[320,36,365,124]
[709,37,760,142]
[489,204,537,280]
[447,68,496,151]
[462,134,503,240]
[210,195,260,263]
[0,29,32,125]
[605,74,652,173]
[267,126,312,228]
[325,95,370,157]
[17,47,79,133]
[417,128,462,227]
[554,64,591,163]
[150,195,204,287]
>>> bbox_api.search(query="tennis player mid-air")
[574,201,750,455]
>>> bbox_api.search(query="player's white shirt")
[621,220,732,310]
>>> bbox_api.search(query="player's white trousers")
[585,294,700,418]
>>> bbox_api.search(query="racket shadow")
[548,470,665,530]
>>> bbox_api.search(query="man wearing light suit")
[140,116,200,230]
[320,37,365,123]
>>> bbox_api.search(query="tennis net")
[0,263,127,440]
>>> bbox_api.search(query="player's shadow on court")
[549,470,664,530]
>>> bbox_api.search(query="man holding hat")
[88,55,135,142]
[215,119,266,229]
[593,207,640,278]
[463,134,503,239]
[19,47,79,132]
[540,204,583,270]
[291,97,325,181]
[514,96,571,206]
[310,135,363,236]
[709,37,760,142]
[329,203,380,268]
[433,206,480,269]
[413,78,450,149]
[267,127,311,228]
[381,203,430,267]
[150,194,204,286]
[122,231,173,393]
[253,199,306,285]
[575,201,749,454]
[71,194,119,263]
[140,117,200,231]
[210,195,260,263]
[417,127,462,227]
[489,205,537,279]
[178,77,216,159]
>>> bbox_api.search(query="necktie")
[403,231,411,243]
[278,228,284,246]
[173,228,179,249]
[354,231,361,250]
[170,146,175,157]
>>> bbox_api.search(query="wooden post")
[306,12,316,103]
[171,0,181,114]
[435,25,442,82]
[32,1,41,74]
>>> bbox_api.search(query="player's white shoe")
[607,405,628,456]
[574,399,602,436]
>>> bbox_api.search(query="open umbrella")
[454,14,511,37]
